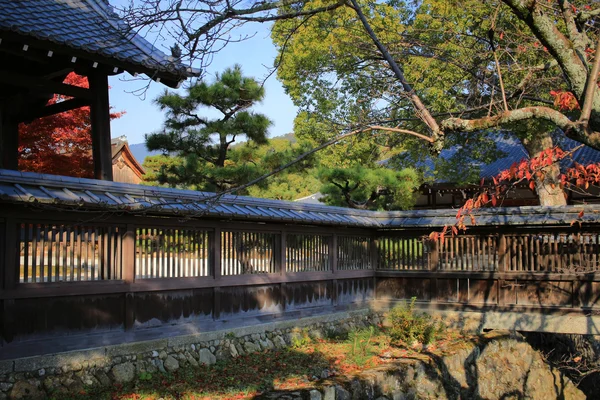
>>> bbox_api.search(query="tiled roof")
[440,134,600,181]
[0,0,199,83]
[1,169,598,228]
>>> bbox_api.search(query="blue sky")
[107,15,297,145]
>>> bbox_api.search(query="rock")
[198,349,216,366]
[309,389,322,400]
[260,339,275,350]
[154,359,166,374]
[335,385,351,400]
[273,335,287,349]
[41,377,59,393]
[0,383,13,392]
[323,386,336,400]
[159,350,168,360]
[94,371,112,387]
[229,343,239,358]
[8,381,44,400]
[215,349,230,362]
[164,356,180,372]
[110,362,135,384]
[244,341,260,354]
[146,361,158,374]
[185,352,199,367]
[235,343,245,356]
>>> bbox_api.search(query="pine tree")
[146,65,272,192]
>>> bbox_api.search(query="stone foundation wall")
[0,309,381,400]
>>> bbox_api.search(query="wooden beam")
[18,97,90,122]
[0,70,92,99]
[88,72,113,181]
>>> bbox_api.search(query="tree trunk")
[522,132,567,207]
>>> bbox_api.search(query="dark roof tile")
[0,0,199,83]
[1,169,599,228]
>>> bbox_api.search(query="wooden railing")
[2,208,600,358]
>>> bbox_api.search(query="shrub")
[291,327,312,348]
[324,326,348,341]
[387,297,444,345]
[347,326,376,366]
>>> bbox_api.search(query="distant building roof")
[294,193,325,205]
[428,134,600,182]
[111,136,145,179]
[0,0,199,85]
[0,169,599,228]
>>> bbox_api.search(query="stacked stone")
[0,311,381,399]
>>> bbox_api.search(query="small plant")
[387,297,444,345]
[291,327,312,348]
[224,331,236,340]
[138,371,153,381]
[347,326,376,366]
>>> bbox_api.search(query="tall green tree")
[146,65,271,192]
[126,0,600,207]
[143,135,321,199]
[269,0,600,206]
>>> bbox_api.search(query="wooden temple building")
[0,0,198,180]
[111,136,145,184]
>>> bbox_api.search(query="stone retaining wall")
[258,331,586,400]
[0,309,380,400]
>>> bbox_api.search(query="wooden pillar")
[212,228,222,320]
[370,234,378,301]
[331,234,338,306]
[0,107,19,170]
[280,230,287,312]
[2,218,18,344]
[88,73,113,181]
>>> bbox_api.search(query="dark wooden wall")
[1,207,599,359]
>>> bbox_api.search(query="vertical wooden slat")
[76,226,82,281]
[4,218,18,289]
[46,226,54,282]
[99,226,105,280]
[23,224,29,283]
[123,224,135,285]
[39,225,46,283]
[213,228,222,280]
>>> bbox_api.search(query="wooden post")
[331,234,338,306]
[370,235,378,300]
[497,234,506,305]
[280,230,287,312]
[0,108,19,170]
[2,218,17,344]
[212,228,221,320]
[429,237,439,304]
[3,218,17,290]
[123,224,135,330]
[88,72,113,181]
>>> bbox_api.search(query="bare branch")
[347,0,441,142]
[579,37,600,130]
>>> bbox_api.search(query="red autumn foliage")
[18,72,123,178]
[429,146,599,243]
[549,90,580,111]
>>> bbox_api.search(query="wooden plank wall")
[1,208,599,358]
